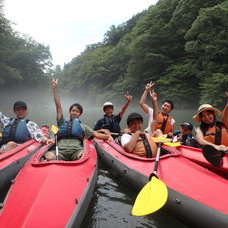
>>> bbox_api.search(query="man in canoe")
[120,112,157,158]
[93,93,132,137]
[140,81,175,136]
[193,92,228,151]
[43,78,112,161]
[0,101,51,153]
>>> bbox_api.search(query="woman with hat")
[193,92,228,151]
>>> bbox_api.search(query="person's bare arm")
[51,78,63,121]
[139,82,154,114]
[222,92,228,129]
[93,129,113,140]
[119,92,132,118]
[124,131,142,153]
[149,89,158,133]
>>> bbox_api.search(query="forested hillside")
[0,0,227,108]
[0,0,52,90]
[54,0,228,108]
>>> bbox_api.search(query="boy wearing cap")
[93,93,132,136]
[193,92,228,151]
[120,112,157,157]
[172,122,194,145]
[0,101,51,153]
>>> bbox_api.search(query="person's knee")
[5,141,18,152]
[43,152,56,161]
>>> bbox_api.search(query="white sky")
[4,0,158,67]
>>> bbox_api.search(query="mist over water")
[0,87,197,130]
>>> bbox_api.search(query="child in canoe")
[0,101,52,153]
[43,78,112,161]
[93,93,132,138]
[120,112,158,158]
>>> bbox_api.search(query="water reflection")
[82,166,189,228]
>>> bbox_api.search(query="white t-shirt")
[144,108,176,134]
[144,107,154,135]
[121,133,132,147]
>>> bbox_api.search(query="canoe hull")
[177,145,228,179]
[0,126,49,191]
[0,139,97,228]
[95,139,228,228]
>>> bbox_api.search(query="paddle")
[51,125,59,160]
[132,142,168,216]
[202,145,228,168]
[151,135,181,147]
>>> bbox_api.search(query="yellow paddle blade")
[151,135,171,143]
[51,125,58,135]
[163,142,181,147]
[132,176,168,216]
[0,132,2,137]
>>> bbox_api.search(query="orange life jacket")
[204,125,228,146]
[155,113,173,134]
[132,133,157,157]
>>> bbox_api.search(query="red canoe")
[0,139,97,228]
[0,126,49,191]
[94,139,228,228]
[176,145,228,179]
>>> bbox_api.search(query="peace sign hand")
[124,91,132,101]
[145,81,155,91]
[51,78,58,89]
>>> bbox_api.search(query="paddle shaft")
[152,142,162,177]
[55,134,59,160]
[110,133,120,136]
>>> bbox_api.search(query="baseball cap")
[13,101,27,110]
[127,112,143,125]
[103,102,114,111]
[180,122,193,131]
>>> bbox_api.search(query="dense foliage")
[0,0,52,89]
[1,0,227,108]
[54,0,228,108]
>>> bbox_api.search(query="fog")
[0,87,197,131]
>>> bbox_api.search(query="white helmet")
[103,102,114,110]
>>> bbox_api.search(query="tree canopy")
[1,0,227,108]
[0,0,52,89]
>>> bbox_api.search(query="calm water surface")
[0,102,194,227]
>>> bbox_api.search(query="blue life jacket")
[57,118,84,142]
[101,115,121,133]
[2,118,31,144]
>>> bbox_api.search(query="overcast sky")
[4,0,158,67]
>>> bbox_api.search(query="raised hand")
[124,91,132,102]
[145,81,155,91]
[150,89,157,101]
[51,78,58,89]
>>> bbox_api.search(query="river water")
[0,96,196,227]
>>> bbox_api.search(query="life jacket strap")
[215,123,222,145]
[160,115,169,133]
[140,134,152,158]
